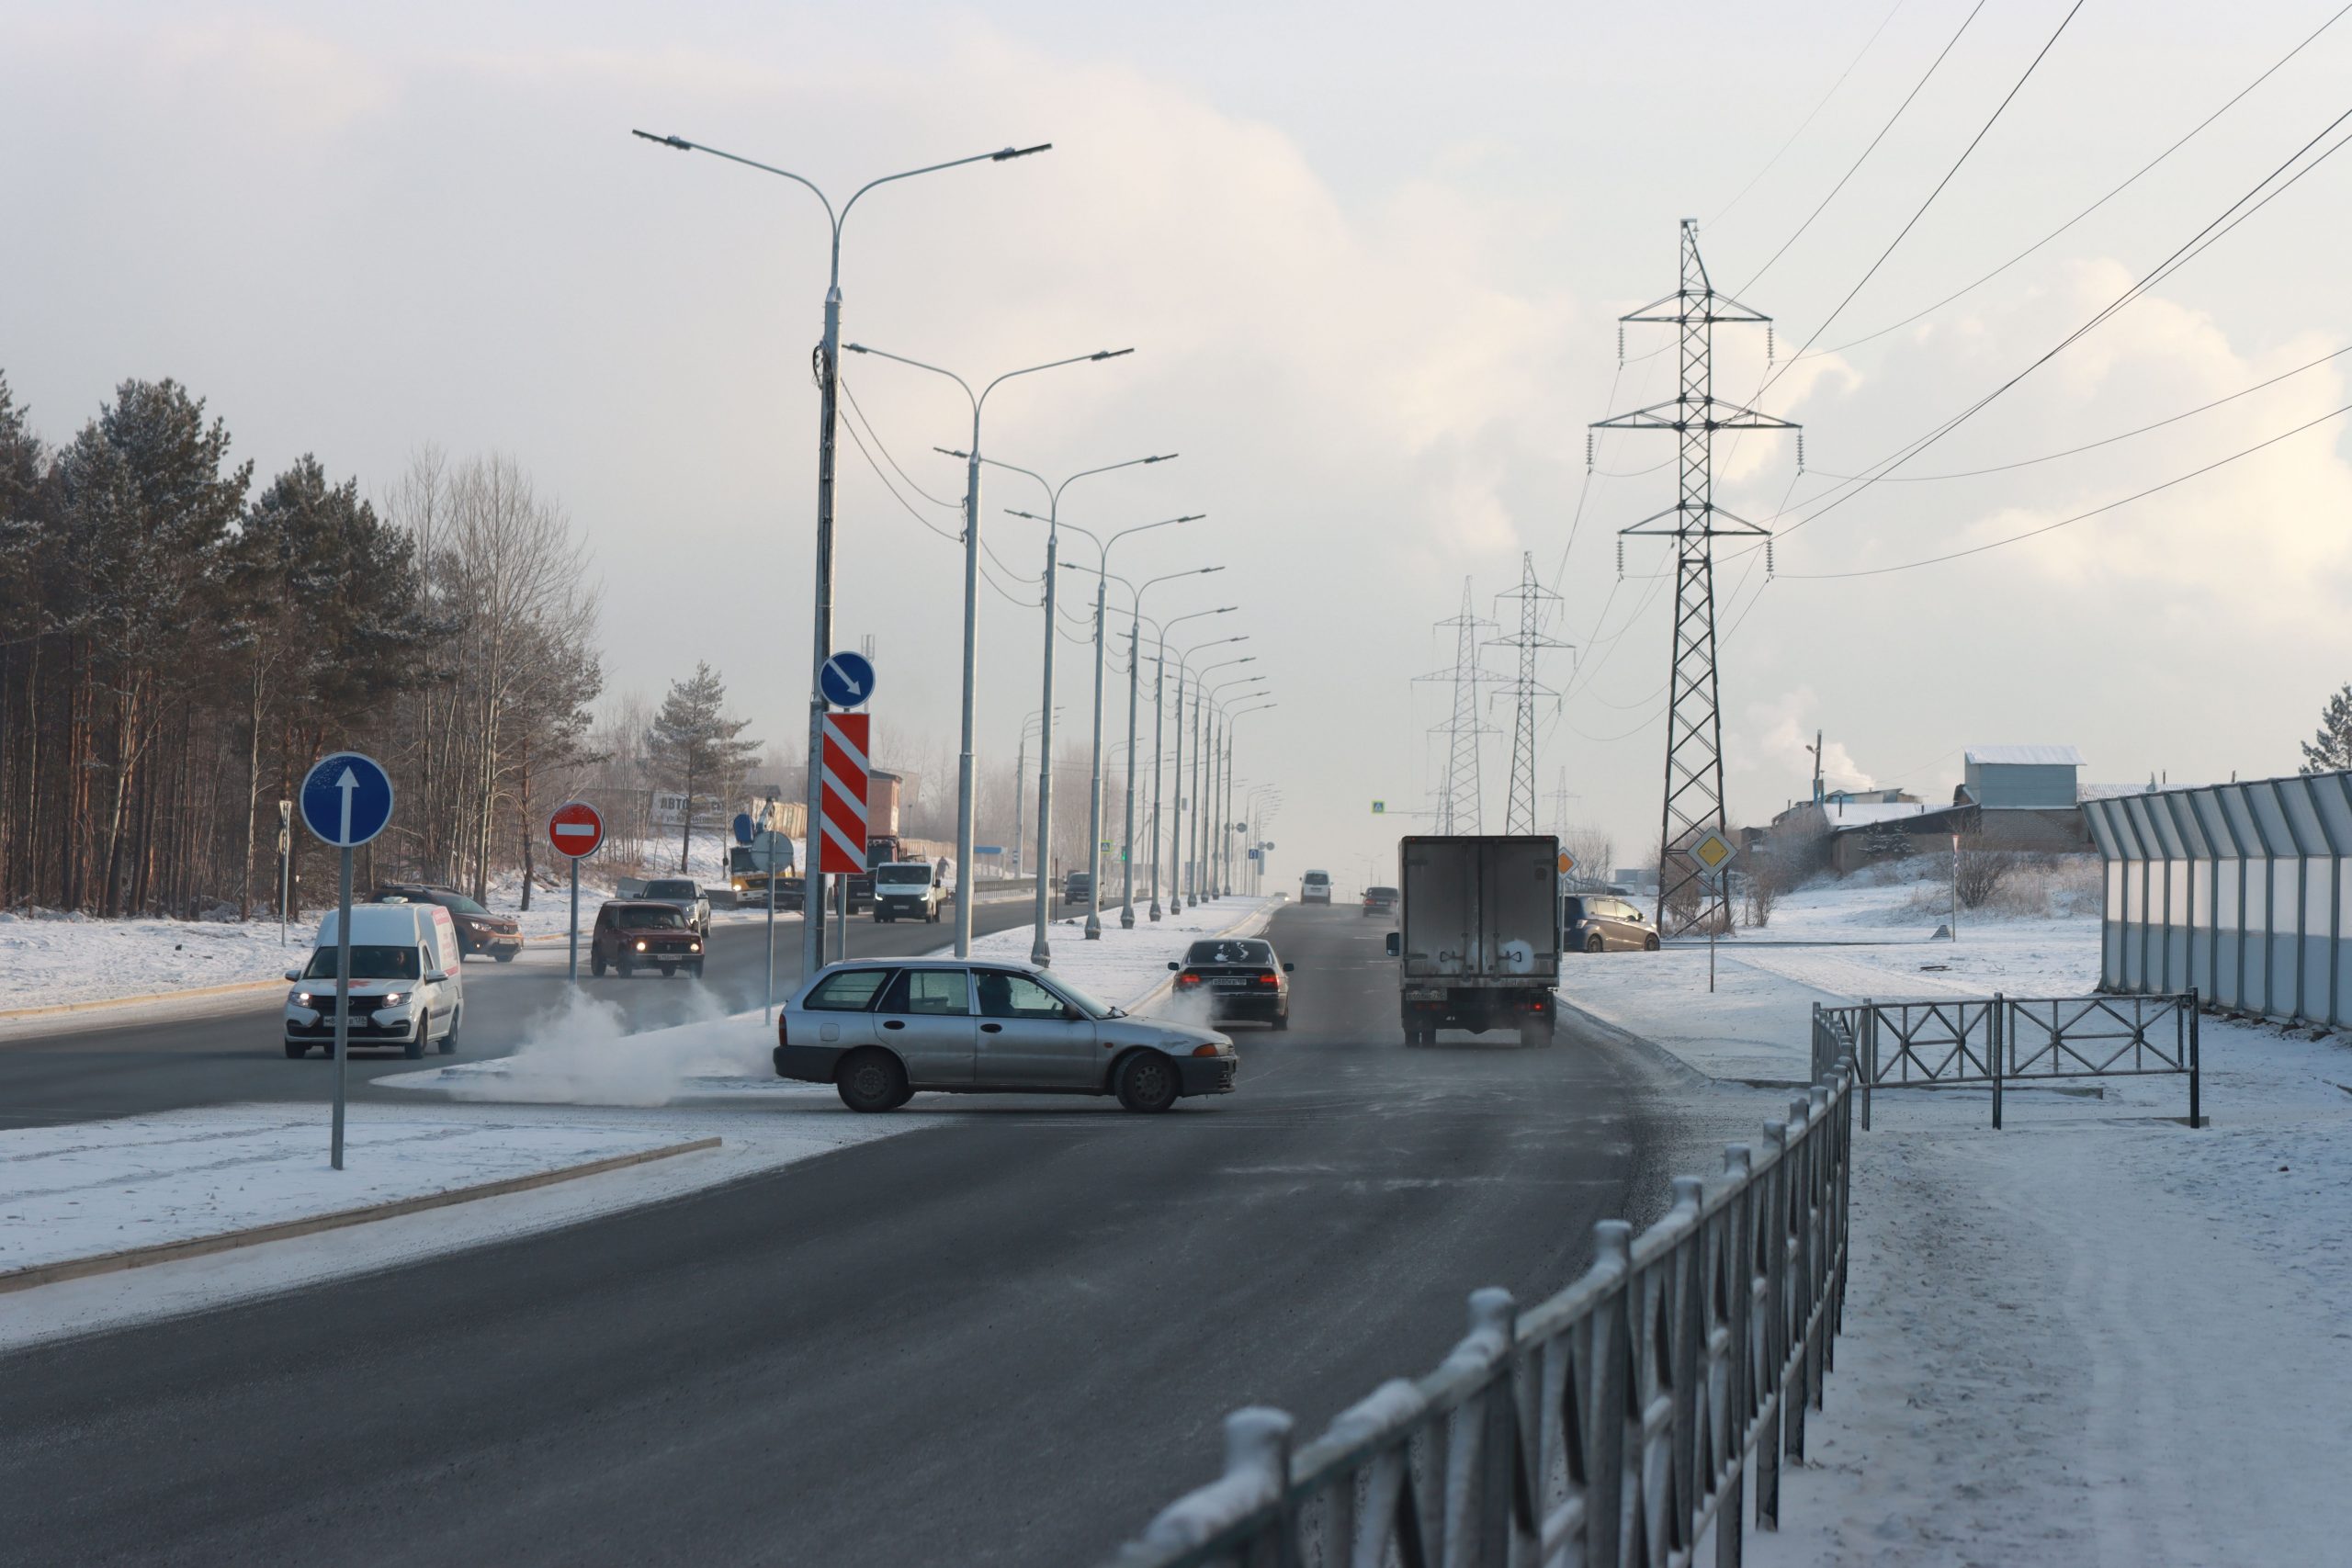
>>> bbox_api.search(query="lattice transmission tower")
[1414,579,1499,835]
[1488,552,1570,836]
[1590,219,1801,937]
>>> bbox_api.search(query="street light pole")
[846,343,1135,956]
[1225,704,1276,897]
[1104,570,1224,928]
[1192,658,1257,904]
[1203,678,1267,897]
[1164,630,1244,914]
[973,455,1176,964]
[631,128,1047,984]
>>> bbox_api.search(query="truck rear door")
[1478,838,1560,974]
[1401,838,1476,977]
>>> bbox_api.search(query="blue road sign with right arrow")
[300,752,394,848]
[820,649,876,709]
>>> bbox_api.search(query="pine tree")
[645,663,760,873]
[2301,683,2352,774]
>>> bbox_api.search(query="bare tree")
[1954,837,2013,909]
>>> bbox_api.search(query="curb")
[0,976,288,1022]
[1553,996,1718,1090]
[0,1135,721,1294]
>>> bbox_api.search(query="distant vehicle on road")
[1385,835,1561,1047]
[872,862,944,923]
[284,902,464,1060]
[369,883,522,962]
[1300,869,1332,904]
[1169,938,1294,1028]
[591,900,706,978]
[1361,886,1398,919]
[773,958,1237,1113]
[729,829,799,910]
[1562,894,1659,953]
[1063,870,1093,906]
[639,878,711,936]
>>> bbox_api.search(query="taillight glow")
[1175,971,1202,987]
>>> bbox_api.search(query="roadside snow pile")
[0,911,304,1011]
[1765,854,2100,940]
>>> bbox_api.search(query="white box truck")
[1384,834,1561,1047]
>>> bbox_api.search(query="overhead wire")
[1709,0,1913,232]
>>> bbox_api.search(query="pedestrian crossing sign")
[1371,800,1385,815]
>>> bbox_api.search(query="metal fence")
[2083,770,2352,1028]
[1813,993,2199,1130]
[1106,1062,1857,1568]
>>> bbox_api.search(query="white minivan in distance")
[1301,870,1332,905]
[284,903,465,1060]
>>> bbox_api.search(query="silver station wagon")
[774,958,1239,1113]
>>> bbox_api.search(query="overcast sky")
[6,1,2349,886]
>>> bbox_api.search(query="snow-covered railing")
[1106,1060,1858,1568]
[1813,993,2200,1131]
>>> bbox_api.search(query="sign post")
[277,799,293,944]
[548,801,605,983]
[817,652,876,967]
[1685,830,1738,995]
[299,752,394,1171]
[820,710,871,968]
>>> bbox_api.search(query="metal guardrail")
[1813,992,2200,1130]
[1107,1061,1858,1568]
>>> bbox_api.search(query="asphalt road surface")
[3,903,1680,1566]
[0,897,1046,1131]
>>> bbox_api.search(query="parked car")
[872,861,944,923]
[1064,870,1093,906]
[369,883,523,961]
[591,900,706,977]
[1562,894,1660,953]
[1301,869,1332,905]
[284,902,464,1060]
[773,958,1237,1113]
[639,877,712,937]
[1168,938,1295,1029]
[1361,885,1399,919]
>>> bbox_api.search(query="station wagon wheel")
[836,1048,908,1113]
[1114,1051,1180,1113]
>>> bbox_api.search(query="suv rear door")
[973,968,1098,1089]
[874,967,977,1087]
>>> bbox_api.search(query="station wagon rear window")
[805,967,894,1011]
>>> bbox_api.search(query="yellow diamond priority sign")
[1687,829,1737,877]
[1557,851,1576,876]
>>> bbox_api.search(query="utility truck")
[1384,834,1562,1047]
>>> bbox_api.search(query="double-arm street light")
[1012,706,1062,882]
[1153,617,1238,918]
[1187,653,1257,906]
[631,129,1047,977]
[1026,513,1204,941]
[1203,676,1269,897]
[1222,701,1278,896]
[1058,566,1226,928]
[843,343,1134,955]
[948,453,1175,964]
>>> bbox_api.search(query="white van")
[283,903,466,1060]
[1301,870,1332,905]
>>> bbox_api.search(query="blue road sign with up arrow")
[820,649,876,709]
[300,752,394,848]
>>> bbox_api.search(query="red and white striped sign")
[547,799,605,860]
[819,712,870,874]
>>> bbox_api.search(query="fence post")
[1589,1219,1634,1568]
[1861,1002,1874,1132]
[2188,988,2202,1128]
[1754,1122,1786,1532]
[1719,1144,1753,1568]
[1990,992,2004,1131]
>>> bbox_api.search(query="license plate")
[1214,978,1250,990]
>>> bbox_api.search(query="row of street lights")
[635,126,1278,967]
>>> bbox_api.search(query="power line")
[1808,3,2352,358]
[1759,0,2086,395]
[1710,0,1913,231]
[1740,0,1987,292]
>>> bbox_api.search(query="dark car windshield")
[644,881,696,899]
[618,906,686,928]
[304,945,422,981]
[1366,886,1397,899]
[1185,940,1273,965]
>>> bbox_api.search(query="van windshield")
[304,945,422,981]
[645,881,696,899]
[876,865,932,886]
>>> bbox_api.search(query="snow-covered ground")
[1574,861,2352,1565]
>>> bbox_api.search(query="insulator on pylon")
[1767,325,1775,365]
[1796,432,1805,471]
[1586,432,1595,470]
[1617,324,1625,362]
[1616,538,1624,578]
[1767,538,1776,578]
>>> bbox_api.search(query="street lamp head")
[1146,453,1179,463]
[993,143,1054,161]
[1198,566,1226,575]
[631,130,693,151]
[1007,509,1046,522]
[844,343,870,354]
[1175,513,1205,525]
[935,446,971,459]
[1091,348,1136,361]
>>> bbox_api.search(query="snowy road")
[0,904,1691,1566]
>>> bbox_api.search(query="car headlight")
[292,990,312,1005]
[690,942,702,953]
[380,992,405,1006]
[636,940,647,951]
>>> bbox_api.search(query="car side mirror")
[1385,932,1401,958]
[427,969,451,984]
[283,968,300,983]
[1168,960,1182,971]
[1283,963,1295,973]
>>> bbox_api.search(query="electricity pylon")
[1488,552,1570,836]
[1591,218,1800,938]
[1415,579,1499,835]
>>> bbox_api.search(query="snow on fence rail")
[1107,1060,1858,1568]
[1812,992,2200,1131]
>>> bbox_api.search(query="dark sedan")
[1562,894,1660,953]
[370,883,523,961]
[1361,886,1398,919]
[1169,938,1294,1029]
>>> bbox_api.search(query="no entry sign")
[548,800,605,860]
[820,712,870,874]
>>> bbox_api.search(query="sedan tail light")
[777,1011,789,1046]
[1175,971,1202,987]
